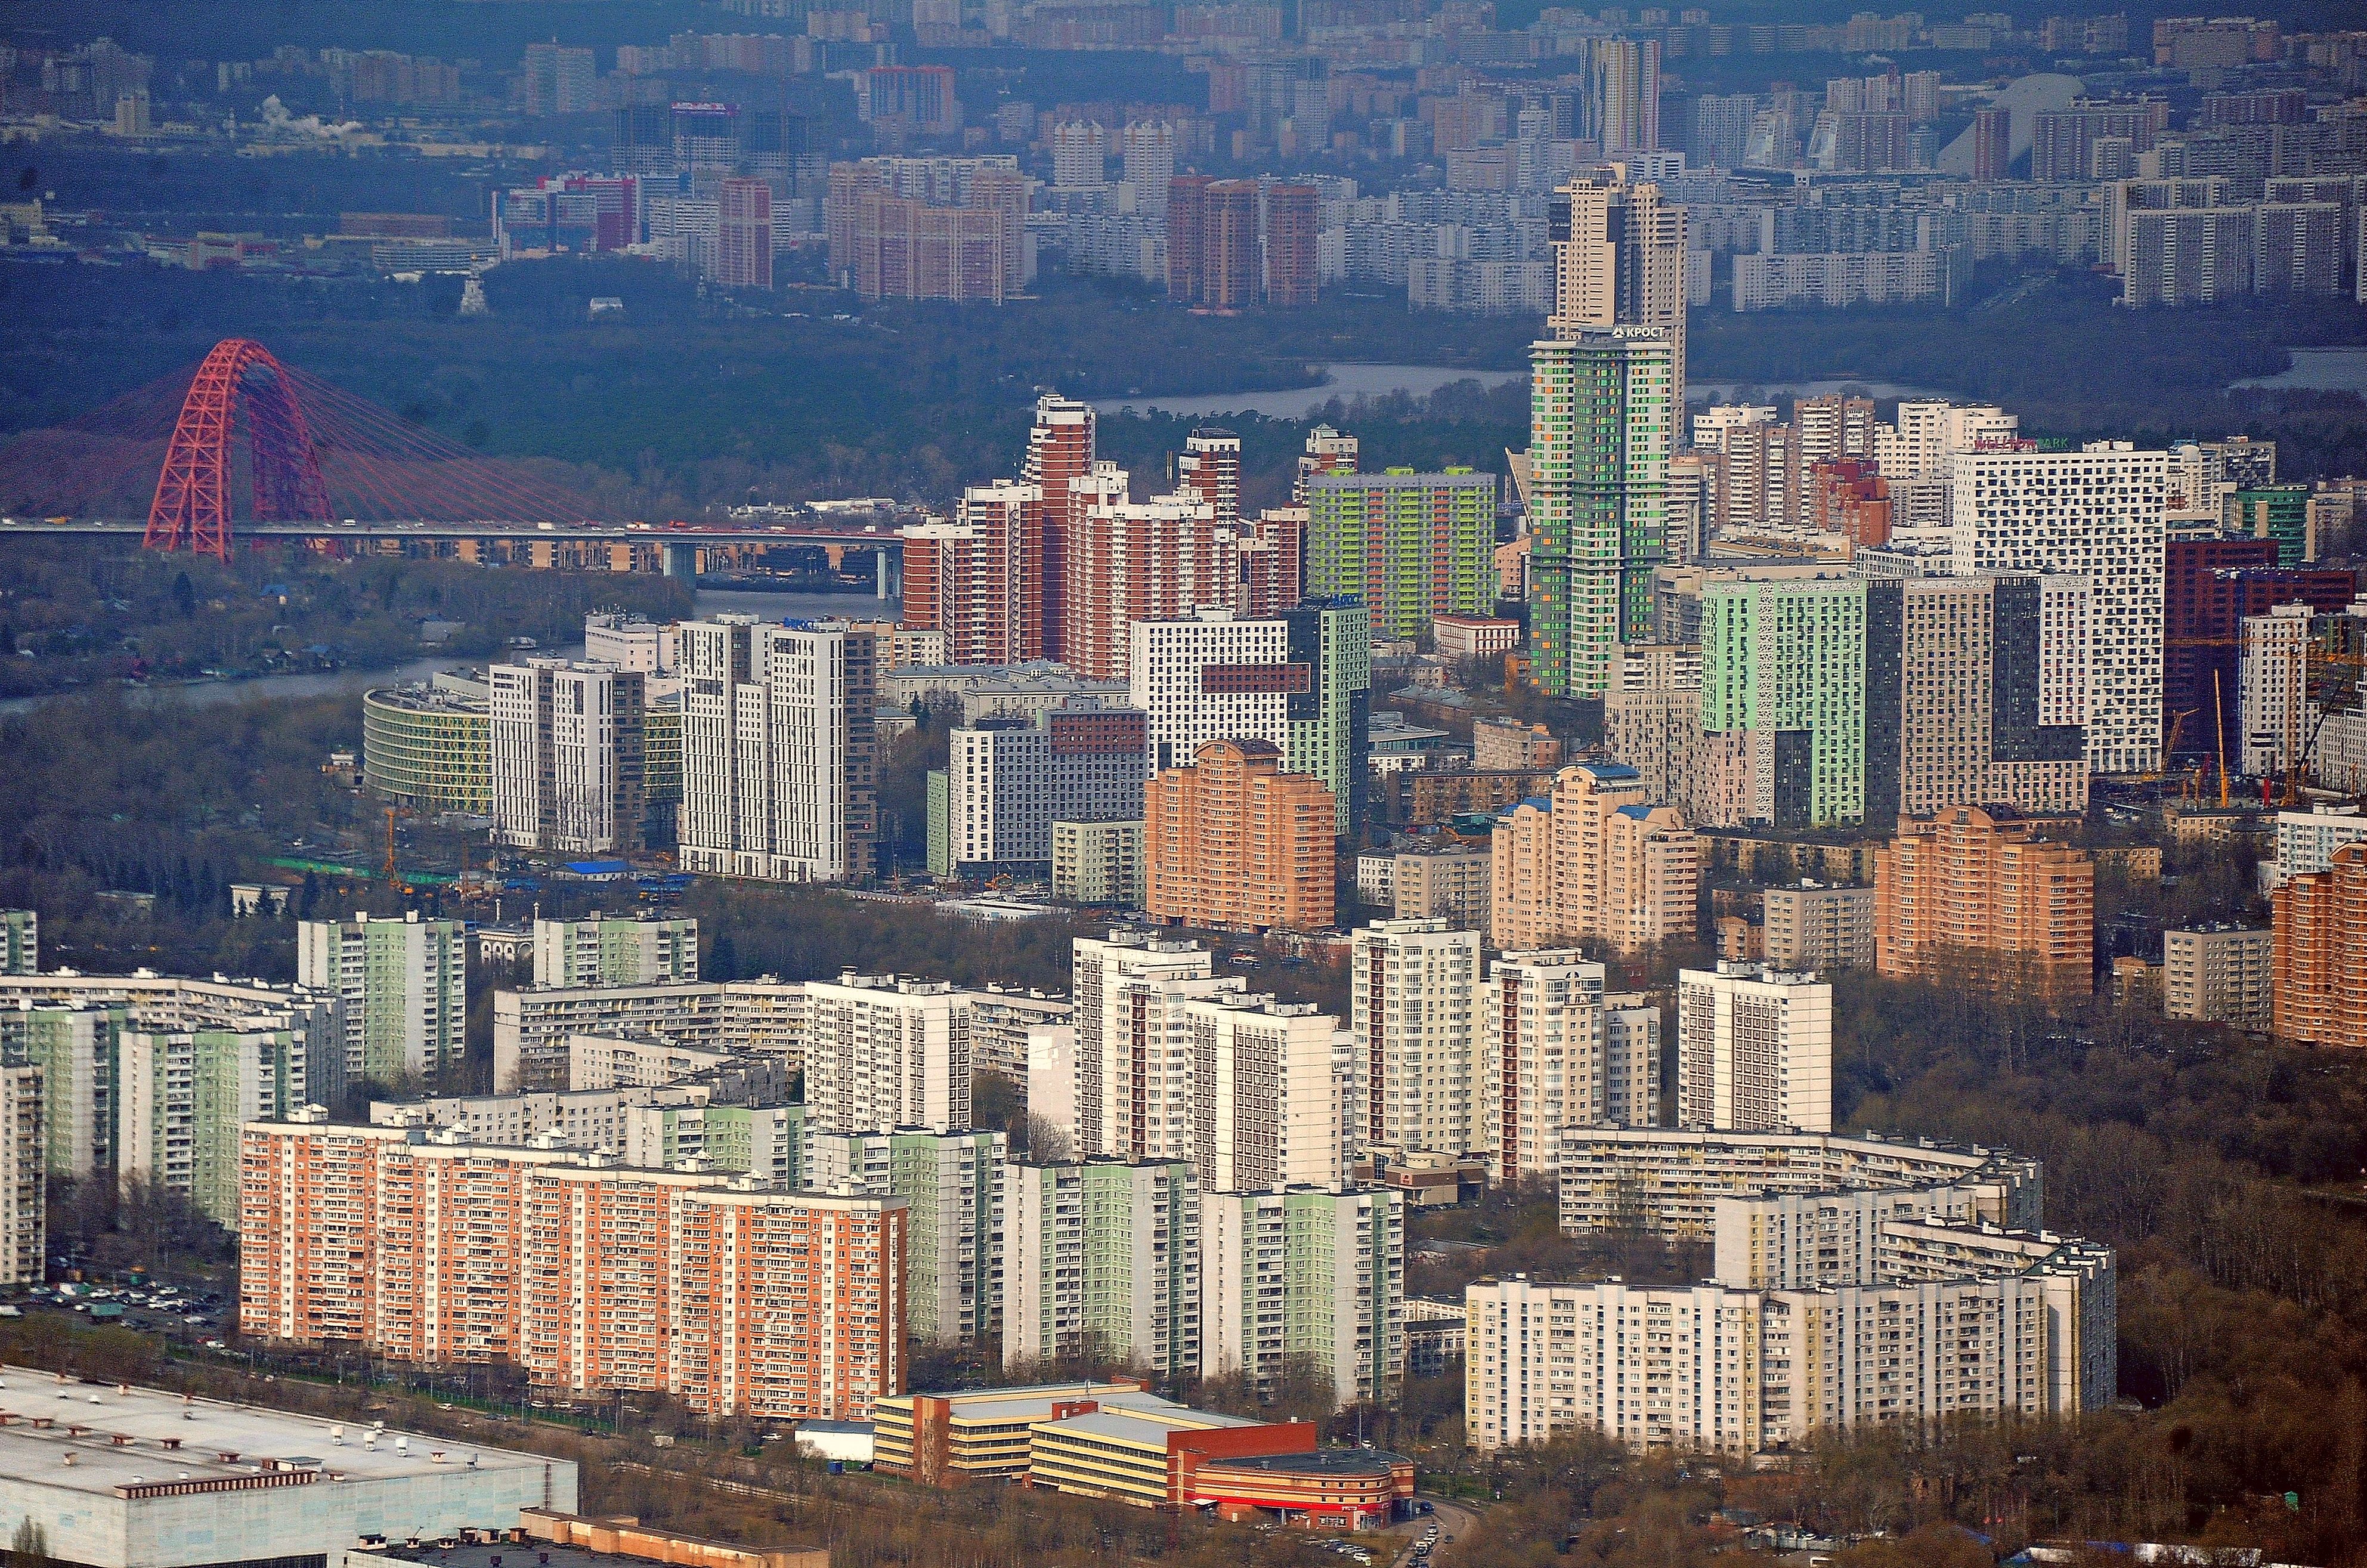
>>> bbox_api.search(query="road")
[1382,1496,1481,1568]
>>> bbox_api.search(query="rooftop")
[0,1366,557,1501]
[1195,1449,1410,1477]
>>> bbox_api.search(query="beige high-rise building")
[2162,925,2273,1031]
[1604,644,1703,806]
[1548,173,1688,404]
[1350,920,1484,1159]
[0,1064,41,1287]
[1760,883,1877,970]
[1480,950,1659,1187]
[1392,845,1494,938]
[1492,763,1699,954]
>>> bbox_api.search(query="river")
[2230,347,2367,392]
[1090,362,1526,420]
[0,586,899,717]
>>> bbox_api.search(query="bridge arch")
[144,338,332,561]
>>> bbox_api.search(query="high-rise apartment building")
[1529,328,1674,697]
[1864,574,2092,823]
[1481,950,1658,1186]
[0,1065,40,1287]
[1069,932,1230,1163]
[241,1117,905,1419]
[1759,883,1876,972]
[490,660,648,856]
[1025,394,1096,662]
[1,909,33,975]
[298,911,466,1086]
[1001,1157,1200,1378]
[1586,38,1661,154]
[1296,424,1360,504]
[1350,920,1484,1159]
[677,617,877,883]
[1144,740,1337,933]
[2162,926,2273,1032]
[119,1023,310,1227]
[902,482,1045,666]
[802,972,974,1134]
[1265,183,1320,305]
[1603,643,1703,806]
[715,177,773,289]
[805,1127,1006,1346]
[2270,842,2367,1047]
[1305,470,1499,640]
[1203,1187,1406,1407]
[1949,443,2167,775]
[1180,992,1342,1192]
[1873,806,2096,1000]
[1548,174,1687,400]
[933,703,1149,876]
[1065,471,1283,681]
[1121,120,1177,208]
[826,157,1028,303]
[1676,962,1834,1134]
[2239,602,2312,778]
[1127,608,1291,772]
[1699,577,1867,829]
[530,914,699,988]
[1492,763,1699,954]
[1972,107,2012,181]
[1176,426,1242,524]
[1282,598,1373,833]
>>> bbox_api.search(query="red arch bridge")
[0,337,903,585]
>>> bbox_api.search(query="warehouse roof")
[0,1367,555,1501]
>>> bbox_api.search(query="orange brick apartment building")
[239,1115,905,1419]
[2272,840,2367,1046]
[1873,805,2095,1001]
[1144,738,1336,933]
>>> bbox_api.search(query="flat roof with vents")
[0,1366,577,1568]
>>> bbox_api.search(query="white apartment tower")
[1180,992,1343,1192]
[802,972,973,1134]
[490,659,646,855]
[1676,962,1833,1134]
[2239,602,2312,779]
[1071,932,1233,1161]
[1350,920,1484,1159]
[677,616,877,883]
[1128,608,1293,771]
[1481,950,1660,1187]
[1948,443,2168,775]
[0,1065,41,1286]
[530,915,699,988]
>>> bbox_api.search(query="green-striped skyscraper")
[1527,327,1674,698]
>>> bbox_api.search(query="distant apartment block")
[1144,740,1336,935]
[1873,806,2095,1001]
[1759,883,1876,971]
[2270,842,2367,1047]
[532,915,698,988]
[2161,926,2273,1032]
[298,911,466,1086]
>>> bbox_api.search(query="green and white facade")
[1700,578,1868,829]
[1527,327,1675,697]
[531,914,700,988]
[119,1026,305,1227]
[1305,469,1499,641]
[1001,1157,1200,1378]
[298,912,468,1087]
[1202,1186,1407,1407]
[1,908,35,975]
[1282,596,1373,833]
[809,1127,1007,1346]
[621,1100,805,1186]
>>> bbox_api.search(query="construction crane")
[382,806,413,896]
[2214,670,2232,810]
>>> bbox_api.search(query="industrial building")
[0,1371,578,1568]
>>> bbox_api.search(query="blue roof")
[566,859,632,874]
[1615,803,1656,819]
[1583,762,1642,780]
